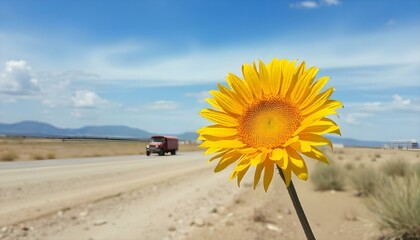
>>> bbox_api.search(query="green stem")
[276,165,316,240]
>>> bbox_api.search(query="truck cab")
[146,136,179,156]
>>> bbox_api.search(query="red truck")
[146,136,179,156]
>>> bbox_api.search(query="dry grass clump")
[350,166,380,197]
[31,153,45,160]
[253,208,267,223]
[344,162,354,171]
[46,152,56,159]
[366,173,420,239]
[0,150,18,161]
[311,164,346,191]
[413,163,420,177]
[381,159,410,177]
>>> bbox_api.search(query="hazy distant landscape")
[0,121,388,147]
[0,121,198,141]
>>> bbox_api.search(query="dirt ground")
[0,145,419,240]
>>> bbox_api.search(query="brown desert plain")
[0,137,419,240]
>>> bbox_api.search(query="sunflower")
[197,58,342,191]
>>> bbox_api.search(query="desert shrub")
[335,149,345,154]
[46,152,56,159]
[311,164,345,191]
[381,159,410,177]
[354,155,362,161]
[344,162,354,171]
[366,174,420,239]
[413,163,420,177]
[253,208,267,223]
[374,153,381,158]
[31,153,44,160]
[350,166,380,197]
[0,150,18,161]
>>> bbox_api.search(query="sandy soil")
[0,148,419,240]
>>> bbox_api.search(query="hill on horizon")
[0,120,387,147]
[0,121,198,141]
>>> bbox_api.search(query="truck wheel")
[171,150,176,155]
[159,149,164,156]
[146,150,150,156]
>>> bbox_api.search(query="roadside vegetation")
[0,150,18,161]
[0,137,201,161]
[310,151,420,239]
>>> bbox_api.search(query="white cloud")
[72,90,107,108]
[147,100,177,110]
[290,1,319,9]
[345,94,420,115]
[342,112,373,125]
[392,94,410,105]
[76,26,420,89]
[1,22,419,91]
[0,60,40,94]
[290,0,340,9]
[185,91,211,103]
[321,0,340,6]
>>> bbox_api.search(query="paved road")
[0,151,210,226]
[0,154,161,170]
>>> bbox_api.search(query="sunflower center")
[237,97,302,149]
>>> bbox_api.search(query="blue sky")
[0,0,419,141]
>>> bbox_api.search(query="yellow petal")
[286,148,308,180]
[293,67,319,103]
[300,87,334,116]
[204,147,223,155]
[299,133,333,148]
[269,148,286,161]
[198,125,238,138]
[300,76,330,108]
[263,160,274,192]
[251,151,267,166]
[200,109,237,127]
[301,125,341,136]
[214,151,242,172]
[200,139,246,149]
[253,163,264,189]
[258,60,271,95]
[237,147,258,154]
[205,98,222,111]
[283,135,299,147]
[210,89,243,115]
[271,148,288,169]
[279,59,297,97]
[286,61,305,97]
[226,73,252,103]
[291,161,308,181]
[286,147,305,169]
[207,149,229,162]
[281,167,292,186]
[266,58,281,95]
[294,117,338,135]
[233,156,252,172]
[242,63,262,99]
[217,83,248,107]
[300,107,340,127]
[236,165,250,187]
[301,146,329,164]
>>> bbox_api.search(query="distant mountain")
[329,136,386,148]
[0,121,387,147]
[0,121,197,141]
